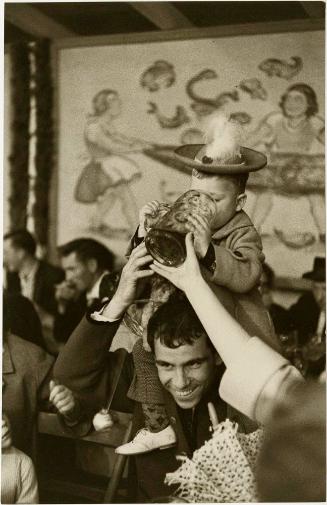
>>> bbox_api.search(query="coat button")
[170,416,176,424]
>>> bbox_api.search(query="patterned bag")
[165,419,263,503]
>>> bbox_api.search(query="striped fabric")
[1,447,39,504]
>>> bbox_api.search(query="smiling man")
[54,243,256,502]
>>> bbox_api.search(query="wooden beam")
[129,2,193,30]
[5,4,76,38]
[300,1,325,19]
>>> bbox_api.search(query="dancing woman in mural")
[75,89,152,235]
[246,83,325,242]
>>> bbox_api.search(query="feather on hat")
[175,113,267,174]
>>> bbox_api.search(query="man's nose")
[173,368,189,389]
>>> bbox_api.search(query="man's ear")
[236,193,247,212]
[87,258,98,274]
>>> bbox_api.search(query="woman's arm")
[150,233,251,366]
[151,233,303,423]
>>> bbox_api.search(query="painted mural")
[57,29,324,277]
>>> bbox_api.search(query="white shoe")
[115,425,177,455]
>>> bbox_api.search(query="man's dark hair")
[58,238,115,271]
[4,229,36,256]
[147,295,215,353]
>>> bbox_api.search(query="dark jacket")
[54,311,257,502]
[6,261,65,316]
[53,293,88,343]
[288,291,322,346]
[4,291,47,350]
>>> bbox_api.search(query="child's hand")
[49,380,76,418]
[93,409,114,431]
[2,415,12,450]
[186,214,211,258]
[138,200,161,238]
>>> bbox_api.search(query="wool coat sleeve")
[53,312,122,413]
[211,225,264,293]
[219,336,303,424]
[16,453,39,504]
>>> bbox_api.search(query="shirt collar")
[20,259,39,281]
[87,271,109,302]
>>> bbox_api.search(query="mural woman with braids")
[246,83,325,245]
[75,89,152,237]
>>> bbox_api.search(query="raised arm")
[151,233,303,424]
[54,243,154,401]
[150,233,251,366]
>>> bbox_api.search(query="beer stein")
[145,190,216,266]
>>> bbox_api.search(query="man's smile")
[173,386,199,399]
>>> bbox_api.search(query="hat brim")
[302,271,325,282]
[174,144,267,174]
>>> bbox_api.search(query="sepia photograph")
[2,1,326,503]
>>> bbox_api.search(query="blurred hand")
[150,233,202,292]
[138,200,161,237]
[186,214,211,258]
[55,280,79,303]
[93,409,114,431]
[49,380,76,417]
[2,415,12,450]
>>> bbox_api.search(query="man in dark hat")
[287,257,325,376]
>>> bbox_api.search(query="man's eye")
[188,362,202,369]
[158,363,173,370]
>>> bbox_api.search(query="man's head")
[191,169,248,231]
[58,238,115,293]
[147,297,221,409]
[3,230,37,272]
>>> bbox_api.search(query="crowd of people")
[2,114,325,503]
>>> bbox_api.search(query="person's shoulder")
[2,446,33,466]
[8,333,53,367]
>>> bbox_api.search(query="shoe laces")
[132,428,150,442]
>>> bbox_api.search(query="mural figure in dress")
[246,83,325,243]
[75,89,151,236]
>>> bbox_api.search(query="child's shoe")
[115,425,176,455]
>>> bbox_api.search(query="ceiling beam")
[5,4,76,38]
[300,1,325,18]
[129,2,194,29]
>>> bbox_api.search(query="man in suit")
[287,257,325,376]
[4,229,64,335]
[54,238,115,343]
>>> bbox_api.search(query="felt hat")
[174,143,267,174]
[174,113,267,175]
[302,257,325,282]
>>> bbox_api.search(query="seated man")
[54,238,115,344]
[4,229,64,346]
[54,243,256,502]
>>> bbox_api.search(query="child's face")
[191,174,244,230]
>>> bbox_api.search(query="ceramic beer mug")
[145,189,216,266]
